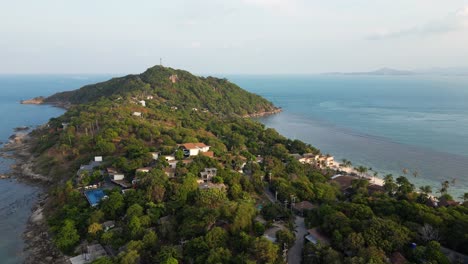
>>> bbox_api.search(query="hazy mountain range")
[326,67,468,76]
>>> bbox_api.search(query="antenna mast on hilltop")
[160,58,162,66]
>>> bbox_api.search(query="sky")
[1,0,468,74]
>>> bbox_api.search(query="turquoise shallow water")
[228,74,468,199]
[0,75,110,263]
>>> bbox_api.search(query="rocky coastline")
[1,133,67,264]
[20,96,71,109]
[20,96,45,105]
[243,107,282,118]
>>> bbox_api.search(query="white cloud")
[190,41,201,48]
[367,6,468,40]
[241,0,299,15]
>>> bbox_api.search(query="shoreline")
[0,133,68,264]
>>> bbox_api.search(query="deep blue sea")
[228,75,468,199]
[0,75,110,264]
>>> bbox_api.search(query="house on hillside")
[138,100,146,107]
[133,112,142,117]
[164,167,176,178]
[136,167,151,174]
[292,201,316,215]
[200,168,217,182]
[330,175,359,193]
[69,243,108,264]
[180,143,210,156]
[146,95,154,100]
[102,221,115,232]
[305,228,330,246]
[150,152,160,160]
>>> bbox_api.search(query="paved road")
[288,216,307,264]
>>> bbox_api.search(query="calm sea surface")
[0,75,110,264]
[228,75,468,199]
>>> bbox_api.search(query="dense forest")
[30,66,468,264]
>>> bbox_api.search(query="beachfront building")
[315,155,336,168]
[180,143,211,156]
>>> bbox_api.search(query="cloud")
[241,0,299,15]
[190,41,201,48]
[367,6,468,40]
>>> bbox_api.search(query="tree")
[88,222,103,237]
[419,185,432,195]
[54,219,80,253]
[126,203,144,219]
[439,180,450,196]
[231,202,256,233]
[356,166,368,178]
[419,224,440,242]
[119,249,140,264]
[128,216,143,239]
[196,188,227,209]
[396,176,414,196]
[207,247,232,264]
[460,192,468,203]
[142,230,158,249]
[383,174,397,195]
[101,191,124,219]
[91,257,114,264]
[253,237,279,264]
[276,229,295,249]
[205,227,228,248]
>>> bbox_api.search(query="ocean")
[228,74,468,199]
[0,75,110,264]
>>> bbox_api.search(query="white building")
[180,143,210,156]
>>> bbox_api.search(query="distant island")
[326,67,468,76]
[326,67,415,76]
[5,65,467,264]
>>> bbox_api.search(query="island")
[11,65,468,264]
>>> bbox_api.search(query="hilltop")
[43,66,280,117]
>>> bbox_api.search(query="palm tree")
[412,170,419,178]
[438,180,450,195]
[419,185,432,195]
[356,166,368,179]
[459,193,468,202]
[341,159,352,168]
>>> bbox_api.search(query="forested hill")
[44,65,278,116]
